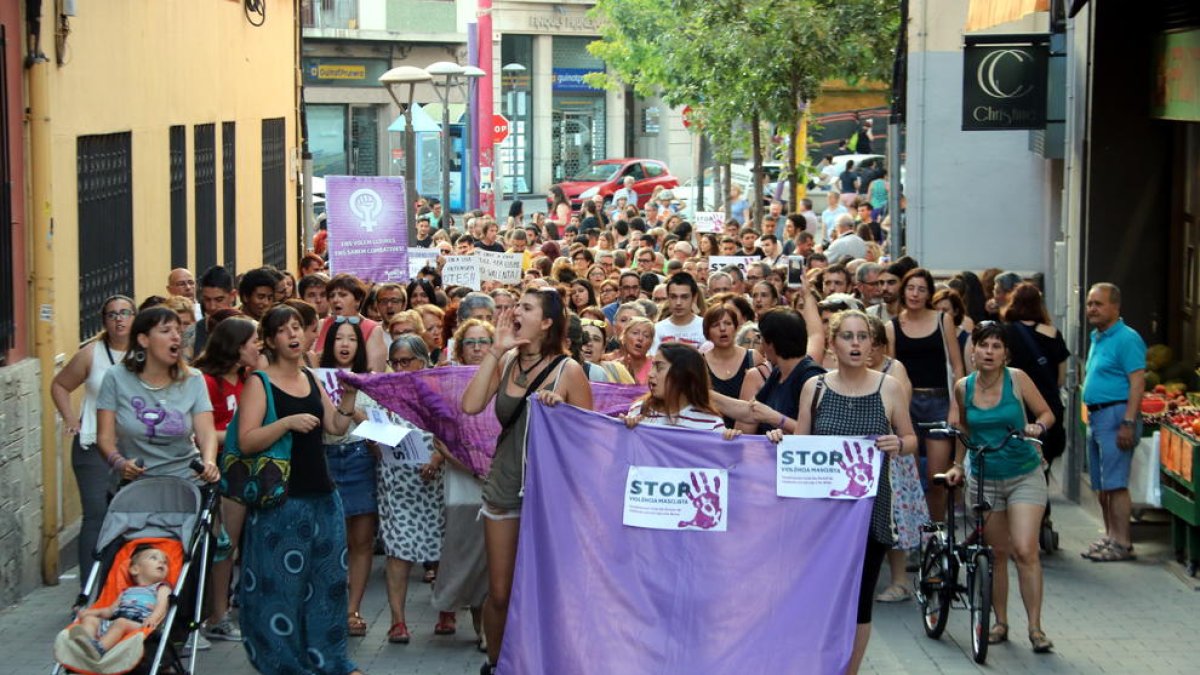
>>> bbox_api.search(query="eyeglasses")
[460,338,494,347]
[104,309,135,321]
[389,356,419,369]
[334,315,362,325]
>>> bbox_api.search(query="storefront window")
[309,104,347,176]
[501,35,534,195]
[551,37,606,182]
[307,104,380,177]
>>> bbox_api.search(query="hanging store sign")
[303,58,391,87]
[961,36,1048,131]
[1152,29,1200,123]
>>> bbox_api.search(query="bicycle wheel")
[969,550,993,664]
[916,534,953,639]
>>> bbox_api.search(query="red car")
[553,158,678,211]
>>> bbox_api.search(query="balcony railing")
[301,0,358,30]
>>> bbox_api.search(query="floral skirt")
[890,454,929,551]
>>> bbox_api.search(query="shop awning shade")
[966,0,1050,32]
[388,103,442,133]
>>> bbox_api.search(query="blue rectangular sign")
[552,67,603,92]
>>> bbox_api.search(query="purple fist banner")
[325,175,409,283]
[499,401,873,675]
[338,367,643,476]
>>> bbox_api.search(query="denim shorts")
[325,440,378,517]
[911,389,951,457]
[1086,404,1138,491]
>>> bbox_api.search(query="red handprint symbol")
[677,471,723,529]
[830,441,876,498]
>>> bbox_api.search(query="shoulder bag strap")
[499,355,568,432]
[1011,322,1055,386]
[254,370,278,424]
[809,374,827,425]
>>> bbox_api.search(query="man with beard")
[867,262,905,322]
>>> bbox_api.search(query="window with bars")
[261,118,287,270]
[77,132,134,343]
[194,123,217,273]
[0,26,14,361]
[222,122,237,274]
[169,125,187,268]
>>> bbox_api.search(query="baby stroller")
[54,469,218,675]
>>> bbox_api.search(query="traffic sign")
[493,115,511,144]
[682,105,693,128]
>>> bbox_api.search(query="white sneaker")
[202,615,243,642]
[179,633,212,655]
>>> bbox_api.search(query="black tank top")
[271,370,334,496]
[892,315,948,389]
[709,350,755,428]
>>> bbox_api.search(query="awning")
[387,103,441,133]
[965,0,1049,32]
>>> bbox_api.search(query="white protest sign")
[441,255,481,290]
[407,248,439,278]
[312,368,345,406]
[623,466,728,532]
[693,211,726,234]
[776,436,882,499]
[476,250,523,284]
[707,255,761,275]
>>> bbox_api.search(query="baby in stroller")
[70,544,171,659]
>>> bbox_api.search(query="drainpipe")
[26,0,61,585]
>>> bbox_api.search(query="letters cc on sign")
[976,49,1036,100]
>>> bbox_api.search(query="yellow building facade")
[7,0,300,596]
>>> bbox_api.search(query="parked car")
[552,158,678,211]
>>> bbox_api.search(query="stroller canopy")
[96,477,203,554]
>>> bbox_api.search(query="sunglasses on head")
[334,315,362,325]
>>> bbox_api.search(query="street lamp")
[427,61,466,226]
[379,65,433,243]
[501,62,527,213]
[460,65,486,211]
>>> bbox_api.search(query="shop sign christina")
[961,36,1048,131]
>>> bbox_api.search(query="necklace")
[515,354,547,386]
[137,375,170,392]
[978,372,1003,391]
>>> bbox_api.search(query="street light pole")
[461,66,486,212]
[428,61,466,226]
[379,66,433,243]
[501,63,527,217]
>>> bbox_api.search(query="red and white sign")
[682,105,693,128]
[492,114,511,144]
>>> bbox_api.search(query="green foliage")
[588,0,900,158]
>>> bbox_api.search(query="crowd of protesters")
[49,173,1149,674]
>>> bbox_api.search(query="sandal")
[423,569,437,584]
[988,622,1009,644]
[435,611,458,635]
[1029,628,1054,653]
[1080,537,1114,559]
[875,584,913,603]
[348,612,368,637]
[1086,540,1136,562]
[387,621,410,644]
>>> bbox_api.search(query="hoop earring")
[134,349,146,364]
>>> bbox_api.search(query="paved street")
[5,478,1199,674]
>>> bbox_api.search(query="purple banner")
[499,401,872,674]
[325,175,409,283]
[339,367,644,476]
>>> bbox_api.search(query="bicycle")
[913,423,1042,664]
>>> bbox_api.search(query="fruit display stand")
[1160,420,1200,576]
